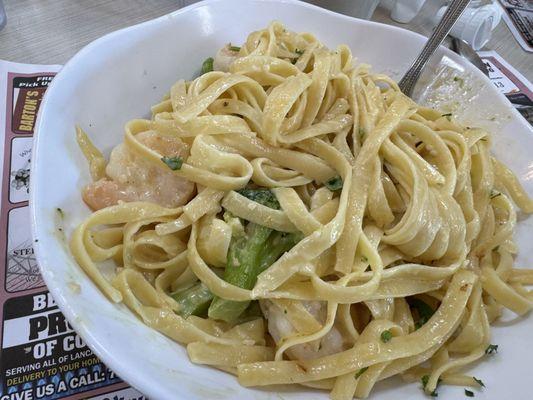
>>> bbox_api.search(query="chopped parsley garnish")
[473,377,485,387]
[229,45,241,52]
[325,176,343,191]
[453,76,464,86]
[202,57,214,74]
[485,344,498,354]
[355,367,368,379]
[292,49,304,64]
[161,156,183,170]
[490,190,501,199]
[421,375,441,397]
[380,330,392,343]
[465,389,474,397]
[409,297,435,329]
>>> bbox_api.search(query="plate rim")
[29,1,533,399]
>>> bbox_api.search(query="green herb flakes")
[409,297,435,329]
[473,377,485,387]
[490,190,501,199]
[325,176,343,191]
[161,156,183,171]
[380,330,392,343]
[202,57,214,74]
[355,367,368,379]
[485,344,498,354]
[465,389,474,397]
[421,375,429,389]
[421,375,442,397]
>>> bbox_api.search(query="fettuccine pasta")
[71,22,533,399]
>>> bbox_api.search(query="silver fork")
[398,0,472,97]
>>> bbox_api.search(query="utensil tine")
[398,0,472,97]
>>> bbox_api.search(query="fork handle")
[398,0,472,97]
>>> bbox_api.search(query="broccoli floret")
[237,188,280,210]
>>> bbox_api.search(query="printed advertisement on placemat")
[0,60,146,400]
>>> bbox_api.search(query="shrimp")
[260,300,346,360]
[82,131,195,210]
[213,44,240,72]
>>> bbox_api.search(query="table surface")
[0,0,531,81]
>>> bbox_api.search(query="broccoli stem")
[208,223,271,322]
[235,301,263,324]
[258,231,301,271]
[172,282,214,318]
[208,227,300,322]
[208,189,300,323]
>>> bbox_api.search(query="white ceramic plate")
[31,1,533,399]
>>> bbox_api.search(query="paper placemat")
[0,60,146,400]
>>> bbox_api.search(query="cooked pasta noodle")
[71,22,533,399]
